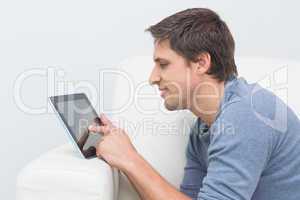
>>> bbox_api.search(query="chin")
[164,99,185,111]
[164,103,178,111]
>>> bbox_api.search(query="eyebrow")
[154,57,169,63]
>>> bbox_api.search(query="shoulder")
[208,96,275,162]
[209,80,283,145]
[219,77,288,134]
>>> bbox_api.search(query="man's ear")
[193,52,211,75]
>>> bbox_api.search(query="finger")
[93,117,103,126]
[88,124,101,132]
[96,145,102,159]
[89,122,99,132]
[88,125,111,136]
[94,140,109,163]
[96,150,108,164]
[99,114,114,127]
[95,141,105,159]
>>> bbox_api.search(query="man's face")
[149,40,199,111]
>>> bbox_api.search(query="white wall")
[0,0,299,199]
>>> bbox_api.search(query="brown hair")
[146,8,238,81]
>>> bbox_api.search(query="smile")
[159,89,168,98]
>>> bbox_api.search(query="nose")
[149,66,161,85]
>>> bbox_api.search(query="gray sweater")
[180,76,300,200]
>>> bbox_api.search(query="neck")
[190,78,225,126]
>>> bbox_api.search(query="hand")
[88,114,138,170]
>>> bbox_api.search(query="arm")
[122,151,191,200]
[88,114,191,200]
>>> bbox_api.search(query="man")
[88,8,300,200]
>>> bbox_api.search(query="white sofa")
[16,56,300,200]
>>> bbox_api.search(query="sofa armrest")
[16,143,119,200]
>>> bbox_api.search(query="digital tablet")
[49,93,103,159]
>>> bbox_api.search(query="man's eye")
[159,63,168,68]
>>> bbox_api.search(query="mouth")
[159,88,168,98]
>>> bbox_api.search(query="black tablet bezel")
[49,93,100,159]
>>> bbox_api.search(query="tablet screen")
[50,93,102,158]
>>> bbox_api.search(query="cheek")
[166,81,189,97]
[161,68,191,92]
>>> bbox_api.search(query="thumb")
[88,125,111,136]
[99,114,114,127]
